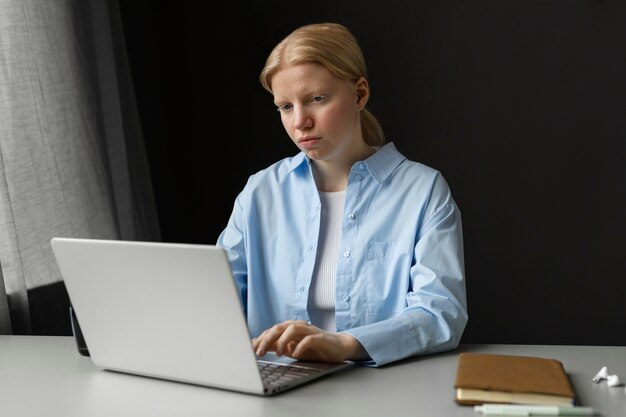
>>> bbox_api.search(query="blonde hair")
[260,23,386,146]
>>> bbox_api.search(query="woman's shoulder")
[401,158,440,176]
[380,143,442,178]
[243,152,307,187]
[376,143,452,198]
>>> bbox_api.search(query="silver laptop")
[50,237,353,396]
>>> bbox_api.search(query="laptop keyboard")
[258,361,323,388]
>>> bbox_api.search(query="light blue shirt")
[217,142,468,366]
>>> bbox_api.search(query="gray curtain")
[0,0,160,334]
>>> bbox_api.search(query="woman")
[217,22,467,367]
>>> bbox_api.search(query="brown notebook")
[454,352,576,406]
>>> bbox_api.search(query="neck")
[312,145,376,192]
[313,167,348,192]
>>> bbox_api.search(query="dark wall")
[118,1,626,346]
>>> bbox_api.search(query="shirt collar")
[362,142,406,184]
[285,151,309,175]
[284,141,406,184]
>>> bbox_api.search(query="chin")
[303,149,325,160]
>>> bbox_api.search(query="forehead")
[271,63,347,100]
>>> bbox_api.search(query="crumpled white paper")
[607,374,623,387]
[592,366,609,383]
[592,366,623,388]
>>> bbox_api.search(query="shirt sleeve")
[342,180,468,367]
[216,195,249,313]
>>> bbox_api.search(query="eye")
[276,103,293,112]
[308,94,326,104]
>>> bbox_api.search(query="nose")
[293,106,313,130]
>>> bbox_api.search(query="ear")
[354,77,370,110]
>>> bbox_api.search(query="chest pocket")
[365,241,404,316]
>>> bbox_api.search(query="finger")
[290,334,321,360]
[274,321,317,356]
[273,322,304,356]
[252,327,273,349]
[254,327,281,356]
[284,340,297,356]
[251,329,269,351]
[255,321,299,356]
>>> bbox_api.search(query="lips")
[298,136,320,149]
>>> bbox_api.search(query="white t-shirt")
[307,190,345,332]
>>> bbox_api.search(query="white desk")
[1,336,625,416]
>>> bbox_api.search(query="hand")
[251,320,369,363]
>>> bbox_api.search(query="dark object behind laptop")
[69,305,90,356]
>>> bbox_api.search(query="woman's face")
[270,63,368,164]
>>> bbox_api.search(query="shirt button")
[343,295,350,302]
[355,175,362,181]
[299,287,305,292]
[347,213,355,220]
[343,251,350,258]
[309,246,313,251]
